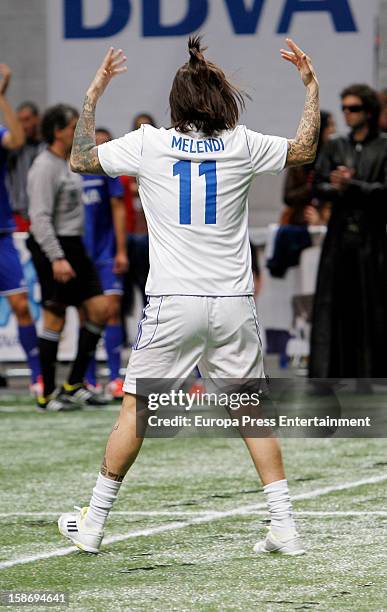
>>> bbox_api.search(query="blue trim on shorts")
[133,297,150,350]
[248,296,263,348]
[133,296,163,351]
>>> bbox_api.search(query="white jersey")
[98,125,287,296]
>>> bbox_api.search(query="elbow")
[69,153,81,174]
[287,140,317,167]
[302,145,317,165]
[300,150,317,166]
[308,147,318,164]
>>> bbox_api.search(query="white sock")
[263,479,297,537]
[84,473,122,530]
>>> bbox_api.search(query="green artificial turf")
[0,400,386,611]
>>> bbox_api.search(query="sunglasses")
[341,104,365,113]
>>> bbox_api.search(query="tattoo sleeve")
[70,94,105,175]
[287,84,320,167]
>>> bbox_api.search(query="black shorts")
[27,235,103,308]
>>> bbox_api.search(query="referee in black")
[27,104,108,411]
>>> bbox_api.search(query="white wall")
[0,0,47,111]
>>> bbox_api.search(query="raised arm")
[280,39,320,167]
[70,48,127,175]
[0,64,25,151]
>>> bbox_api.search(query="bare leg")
[101,392,144,481]
[82,392,145,532]
[8,292,34,326]
[59,393,145,551]
[243,435,285,486]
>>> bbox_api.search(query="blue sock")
[85,355,97,387]
[105,324,124,381]
[18,324,41,384]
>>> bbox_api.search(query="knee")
[10,293,31,323]
[44,301,66,319]
[120,393,145,418]
[86,296,109,326]
[42,305,66,333]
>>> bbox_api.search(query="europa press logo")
[0,259,40,327]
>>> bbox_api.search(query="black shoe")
[59,383,108,407]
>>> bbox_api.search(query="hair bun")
[188,35,207,64]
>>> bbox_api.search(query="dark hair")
[169,36,246,137]
[17,101,40,116]
[317,110,333,152]
[132,113,156,131]
[320,111,331,135]
[341,84,381,133]
[96,126,113,140]
[41,104,78,144]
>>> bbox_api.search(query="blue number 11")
[173,160,217,225]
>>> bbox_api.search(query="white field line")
[0,473,386,570]
[296,511,387,517]
[0,511,217,518]
[1,510,387,519]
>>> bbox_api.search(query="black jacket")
[309,131,387,378]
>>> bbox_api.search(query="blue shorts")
[96,259,123,295]
[0,234,27,296]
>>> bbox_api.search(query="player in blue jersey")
[59,39,320,556]
[82,127,128,399]
[0,64,42,394]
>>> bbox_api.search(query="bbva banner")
[63,0,358,38]
[48,0,379,146]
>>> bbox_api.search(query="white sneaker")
[58,506,104,554]
[253,527,305,556]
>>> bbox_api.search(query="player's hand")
[0,64,11,96]
[280,39,318,88]
[304,205,320,225]
[87,48,127,102]
[52,258,76,283]
[113,251,129,274]
[330,166,353,191]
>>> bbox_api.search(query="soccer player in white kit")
[59,37,320,555]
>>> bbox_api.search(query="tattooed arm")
[70,47,127,174]
[280,39,320,167]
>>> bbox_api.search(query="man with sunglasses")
[310,84,387,380]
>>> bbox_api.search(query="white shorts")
[123,296,264,394]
